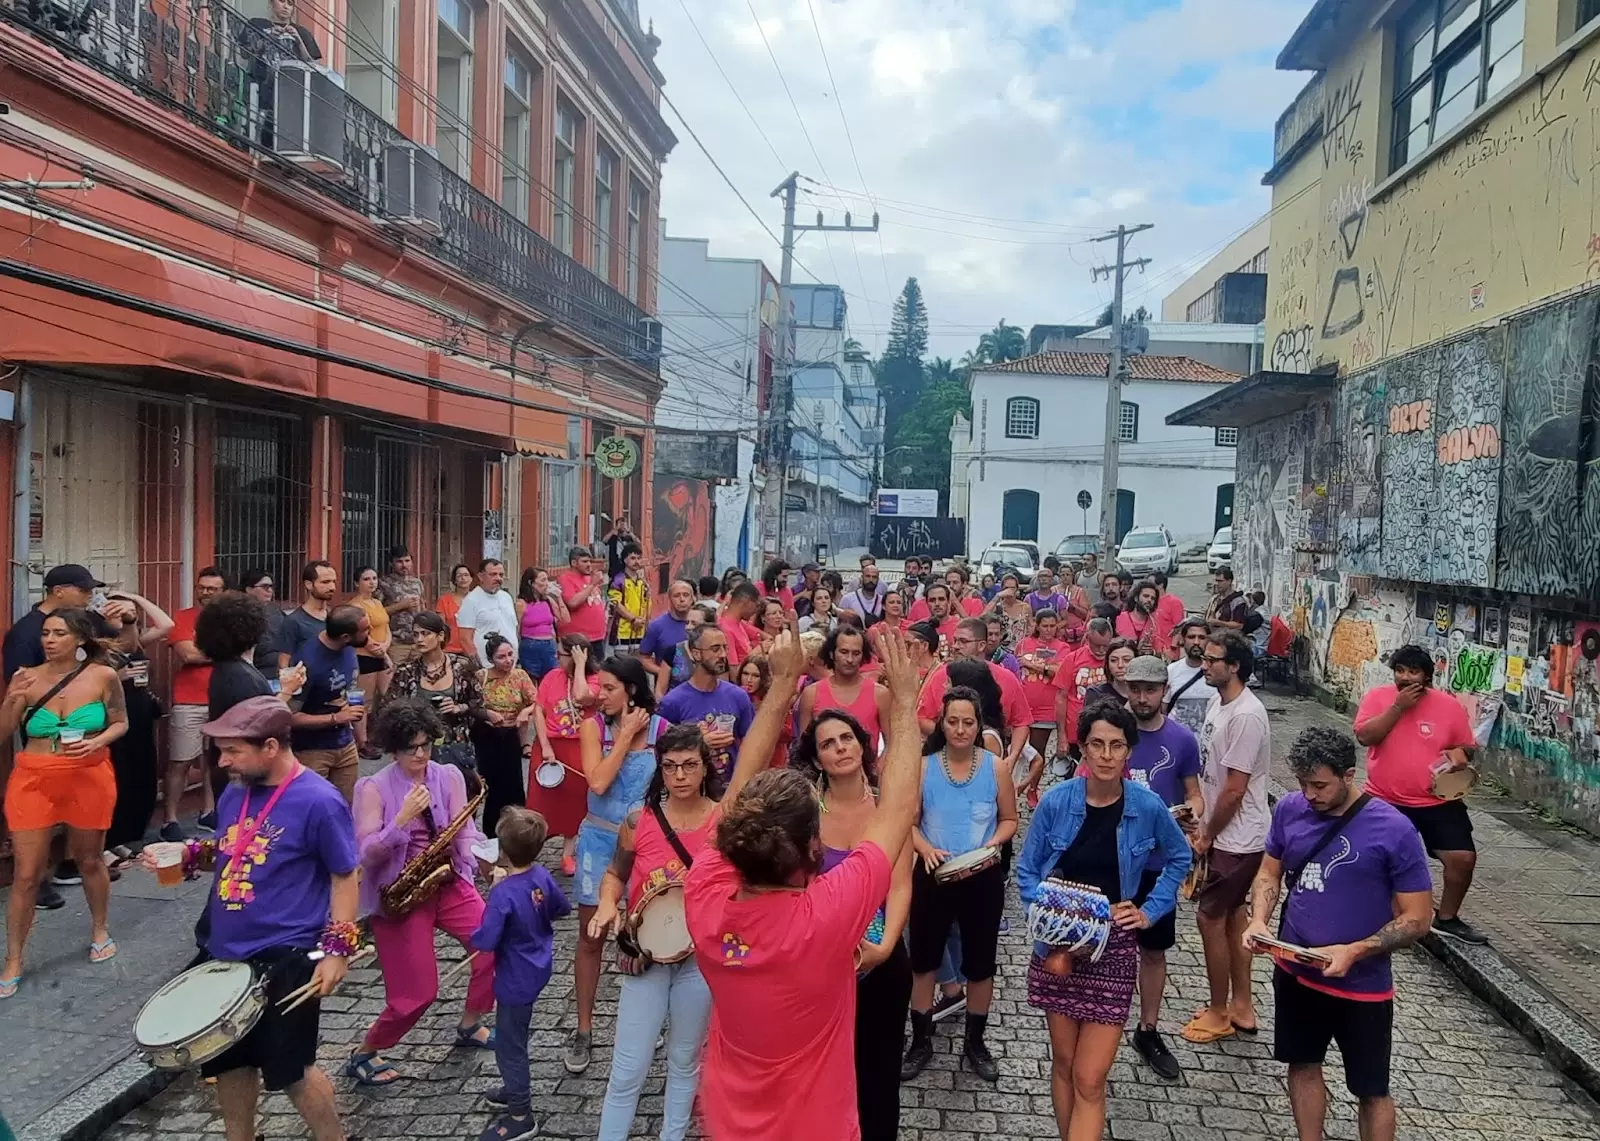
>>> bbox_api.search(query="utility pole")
[1090,224,1153,564]
[768,171,879,561]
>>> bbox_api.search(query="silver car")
[1115,526,1178,576]
[1207,526,1233,572]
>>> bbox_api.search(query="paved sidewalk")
[0,862,208,1137]
[1260,691,1600,1091]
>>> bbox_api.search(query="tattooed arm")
[1241,852,1284,951]
[1359,889,1434,956]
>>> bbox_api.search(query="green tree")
[977,319,1026,363]
[1094,303,1151,328]
[878,278,929,437]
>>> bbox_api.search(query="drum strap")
[649,800,696,869]
[1278,793,1371,933]
[1164,670,1205,715]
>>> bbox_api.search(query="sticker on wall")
[1470,283,1486,311]
[1434,602,1451,635]
[1483,606,1503,647]
[1507,605,1532,657]
[1505,655,1525,696]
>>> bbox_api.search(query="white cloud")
[646,0,1315,356]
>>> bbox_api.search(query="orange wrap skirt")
[4,747,116,832]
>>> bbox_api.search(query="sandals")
[1180,1013,1236,1044]
[456,1021,496,1049]
[345,1052,401,1086]
[90,937,117,964]
[0,974,19,999]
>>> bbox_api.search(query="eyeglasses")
[1202,654,1230,664]
[660,760,703,775]
[396,742,431,756]
[1083,739,1131,756]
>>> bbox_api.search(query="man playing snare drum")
[1353,643,1486,944]
[142,696,360,1141]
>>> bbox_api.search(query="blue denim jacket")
[1018,777,1193,928]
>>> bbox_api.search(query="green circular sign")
[594,435,639,479]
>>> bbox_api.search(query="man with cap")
[1122,654,1204,1080]
[792,562,824,620]
[2,564,136,908]
[142,695,360,1141]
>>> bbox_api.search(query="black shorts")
[1394,799,1474,855]
[357,654,387,675]
[1132,868,1177,952]
[1272,968,1393,1098]
[908,860,1005,981]
[199,947,323,1092]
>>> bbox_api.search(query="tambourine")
[1430,762,1478,801]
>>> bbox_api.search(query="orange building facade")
[0,0,672,624]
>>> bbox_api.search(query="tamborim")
[1431,763,1478,801]
[625,879,693,964]
[933,845,1000,883]
[134,961,264,1070]
[1026,877,1113,963]
[535,758,568,789]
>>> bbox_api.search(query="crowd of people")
[0,540,1489,1141]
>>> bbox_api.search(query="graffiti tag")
[1449,645,1498,694]
[1322,66,1364,170]
[1271,325,1313,373]
[1388,399,1432,435]
[1437,423,1502,466]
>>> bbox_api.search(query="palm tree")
[978,320,1026,364]
[843,337,864,354]
[925,357,957,386]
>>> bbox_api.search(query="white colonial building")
[953,352,1241,555]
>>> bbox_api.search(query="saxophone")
[379,785,487,916]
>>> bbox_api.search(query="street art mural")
[1333,369,1383,574]
[1496,295,1600,597]
[653,475,712,592]
[1232,397,1336,615]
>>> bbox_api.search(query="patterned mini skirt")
[1026,924,1138,1025]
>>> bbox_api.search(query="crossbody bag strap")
[648,799,696,869]
[1278,792,1372,932]
[21,664,89,733]
[1165,670,1205,714]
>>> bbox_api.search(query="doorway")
[1001,489,1040,542]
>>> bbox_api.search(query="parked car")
[976,543,1039,579]
[1053,534,1102,567]
[1115,525,1179,577]
[1207,526,1233,572]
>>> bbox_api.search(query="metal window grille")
[1118,401,1140,442]
[1215,426,1239,447]
[1005,397,1039,439]
[212,407,311,597]
[342,427,431,587]
[546,460,579,561]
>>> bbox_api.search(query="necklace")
[938,749,978,787]
[819,775,874,814]
[422,656,449,684]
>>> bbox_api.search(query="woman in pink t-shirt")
[683,628,926,1141]
[1017,610,1070,777]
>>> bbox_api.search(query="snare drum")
[625,879,694,964]
[134,961,265,1070]
[1431,763,1478,801]
[534,757,568,789]
[933,845,1001,883]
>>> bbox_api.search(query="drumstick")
[439,952,479,988]
[277,947,375,1011]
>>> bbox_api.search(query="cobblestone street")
[99,839,1600,1141]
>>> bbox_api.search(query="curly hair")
[1076,698,1140,751]
[819,625,874,669]
[647,722,726,804]
[372,699,446,754]
[714,768,822,886]
[194,591,269,661]
[790,708,876,788]
[1287,725,1358,780]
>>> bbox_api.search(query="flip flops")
[89,937,117,964]
[0,974,19,999]
[1180,1013,1236,1044]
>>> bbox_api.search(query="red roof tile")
[979,351,1240,383]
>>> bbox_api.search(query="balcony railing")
[0,0,658,371]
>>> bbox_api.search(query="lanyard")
[227,763,303,877]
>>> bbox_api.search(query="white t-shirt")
[456,586,518,662]
[1165,658,1216,738]
[1199,686,1271,855]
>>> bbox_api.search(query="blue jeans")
[597,958,712,1141]
[938,928,966,987]
[494,999,534,1116]
[519,637,559,681]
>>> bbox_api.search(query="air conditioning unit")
[381,142,444,234]
[272,62,346,173]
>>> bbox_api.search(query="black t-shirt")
[1090,600,1123,621]
[1052,796,1124,903]
[208,658,275,720]
[275,606,325,664]
[254,607,285,680]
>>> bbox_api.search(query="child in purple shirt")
[471,808,571,1141]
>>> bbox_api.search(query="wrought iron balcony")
[0,0,659,372]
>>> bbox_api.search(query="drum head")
[634,883,693,963]
[936,846,998,879]
[1432,764,1478,800]
[1050,755,1072,777]
[135,962,255,1047]
[535,759,566,789]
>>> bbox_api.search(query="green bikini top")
[26,702,107,741]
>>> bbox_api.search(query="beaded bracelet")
[319,920,362,958]
[181,839,217,879]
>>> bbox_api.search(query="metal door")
[1115,489,1136,544]
[545,460,578,560]
[1001,489,1039,542]
[1214,483,1235,532]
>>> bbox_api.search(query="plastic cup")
[58,728,85,745]
[148,842,185,887]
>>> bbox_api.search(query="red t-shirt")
[1354,684,1473,807]
[1157,591,1186,628]
[686,840,892,1141]
[1016,636,1068,724]
[916,660,1031,728]
[1053,645,1108,744]
[758,581,796,612]
[907,597,930,623]
[719,615,759,668]
[170,606,211,706]
[558,570,608,642]
[1116,608,1175,656]
[538,666,586,739]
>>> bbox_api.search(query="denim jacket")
[1018,777,1193,928]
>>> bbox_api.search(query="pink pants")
[365,876,497,1050]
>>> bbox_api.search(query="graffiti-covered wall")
[1232,396,1336,615]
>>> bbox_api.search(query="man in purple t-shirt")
[657,623,755,778]
[1244,726,1433,1141]
[1124,655,1203,1080]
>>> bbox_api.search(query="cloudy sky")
[644,0,1315,360]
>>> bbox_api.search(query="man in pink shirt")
[1354,643,1484,944]
[685,627,926,1141]
[916,617,1030,766]
[1152,572,1188,658]
[717,581,762,669]
[1054,617,1113,760]
[557,545,609,642]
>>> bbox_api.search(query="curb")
[16,1056,173,1141]
[1420,931,1600,1102]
